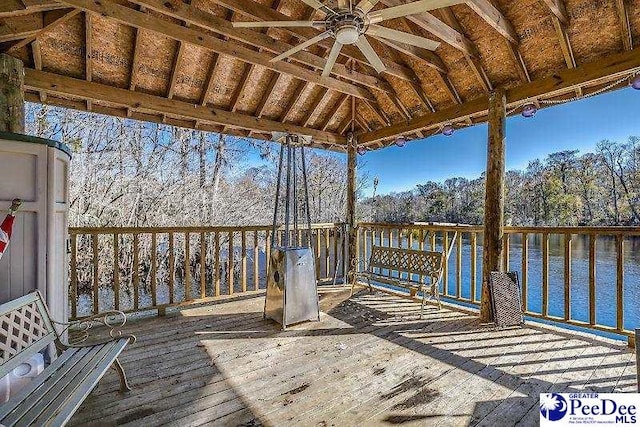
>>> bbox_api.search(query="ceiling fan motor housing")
[328,11,366,45]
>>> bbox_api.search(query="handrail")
[356,222,639,344]
[68,223,347,319]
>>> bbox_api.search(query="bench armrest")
[52,311,136,348]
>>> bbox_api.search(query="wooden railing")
[69,223,346,319]
[357,222,640,342]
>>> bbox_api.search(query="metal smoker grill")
[263,134,320,330]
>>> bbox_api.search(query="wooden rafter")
[59,0,375,101]
[614,0,633,51]
[255,73,281,118]
[167,41,185,100]
[360,46,640,143]
[25,68,346,144]
[281,81,307,123]
[84,11,91,110]
[541,0,569,24]
[303,87,330,128]
[206,0,421,84]
[0,0,65,19]
[437,7,493,92]
[320,94,349,131]
[30,39,45,102]
[5,8,81,53]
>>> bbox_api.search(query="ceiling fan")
[233,0,462,77]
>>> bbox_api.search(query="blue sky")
[243,87,639,196]
[358,87,640,195]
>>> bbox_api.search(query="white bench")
[0,291,135,426]
[353,245,444,318]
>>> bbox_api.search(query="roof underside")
[1,0,640,151]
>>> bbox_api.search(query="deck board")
[70,289,636,427]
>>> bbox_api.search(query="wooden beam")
[614,0,633,51]
[303,87,330,128]
[200,52,220,106]
[125,0,393,93]
[372,36,447,74]
[0,1,65,19]
[438,7,493,92]
[0,15,43,43]
[5,8,80,53]
[541,0,569,24]
[167,41,185,99]
[480,87,506,323]
[24,69,346,144]
[363,98,391,127]
[466,0,518,44]
[360,46,640,143]
[320,94,349,131]
[380,0,476,55]
[255,72,281,118]
[30,39,45,101]
[59,0,375,101]
[281,81,307,122]
[206,0,420,84]
[0,54,24,132]
[84,11,91,110]
[346,133,357,287]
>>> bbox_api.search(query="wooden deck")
[69,288,637,427]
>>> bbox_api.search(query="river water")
[364,234,640,336]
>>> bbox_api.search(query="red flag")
[0,214,15,260]
[0,200,21,261]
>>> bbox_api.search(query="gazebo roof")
[1,0,639,150]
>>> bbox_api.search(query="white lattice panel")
[0,300,52,365]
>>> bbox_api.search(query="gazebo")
[0,0,639,424]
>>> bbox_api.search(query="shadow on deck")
[70,288,636,426]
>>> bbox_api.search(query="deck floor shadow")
[70,288,636,426]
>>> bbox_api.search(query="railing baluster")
[471,232,477,303]
[70,233,78,319]
[184,232,191,301]
[564,234,571,321]
[241,231,247,293]
[151,233,157,307]
[589,234,596,326]
[502,233,510,271]
[521,232,528,312]
[456,231,462,298]
[92,233,99,315]
[228,232,234,295]
[266,230,271,283]
[541,233,549,317]
[616,234,624,332]
[200,232,206,299]
[324,228,330,279]
[443,231,449,296]
[254,231,259,291]
[133,233,140,309]
[113,233,119,311]
[168,232,175,304]
[315,229,321,279]
[333,226,338,279]
[214,232,220,296]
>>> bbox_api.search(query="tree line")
[360,137,640,226]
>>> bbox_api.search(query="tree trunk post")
[480,87,506,323]
[346,132,357,287]
[0,54,25,134]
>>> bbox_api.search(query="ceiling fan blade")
[367,25,440,50]
[356,0,381,14]
[368,0,463,24]
[355,36,386,74]
[300,0,335,13]
[271,31,332,62]
[322,41,344,77]
[233,20,326,28]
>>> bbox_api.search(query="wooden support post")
[0,54,24,133]
[480,87,506,323]
[346,132,357,288]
